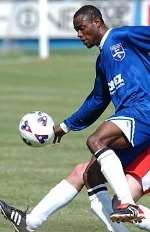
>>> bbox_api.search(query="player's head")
[73,5,106,48]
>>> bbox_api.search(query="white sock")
[95,149,134,204]
[134,204,150,231]
[88,187,129,232]
[26,180,78,231]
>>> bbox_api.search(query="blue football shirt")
[64,26,150,131]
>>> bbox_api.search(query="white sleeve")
[60,122,71,133]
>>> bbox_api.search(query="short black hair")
[74,5,103,22]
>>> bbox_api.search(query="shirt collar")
[99,28,112,49]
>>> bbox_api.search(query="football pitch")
[0,49,148,232]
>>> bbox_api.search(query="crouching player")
[0,147,150,232]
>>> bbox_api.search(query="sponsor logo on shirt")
[108,74,125,95]
[110,43,125,61]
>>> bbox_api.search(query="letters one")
[108,74,125,94]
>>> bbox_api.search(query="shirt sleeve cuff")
[60,122,71,133]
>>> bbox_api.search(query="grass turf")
[0,49,148,232]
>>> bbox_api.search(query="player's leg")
[0,162,86,232]
[26,161,91,231]
[127,174,150,231]
[86,120,143,222]
[0,159,129,232]
[83,157,129,232]
[85,152,150,231]
[27,157,129,232]
[111,146,150,230]
[1,145,149,232]
[27,156,130,232]
[126,174,142,202]
[83,153,150,231]
[125,148,150,231]
[113,174,150,231]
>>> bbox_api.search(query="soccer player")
[1,147,150,232]
[1,4,150,230]
[53,4,150,222]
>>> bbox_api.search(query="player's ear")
[93,17,101,28]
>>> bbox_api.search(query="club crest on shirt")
[110,43,125,61]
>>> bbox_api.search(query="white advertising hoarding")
[0,1,82,38]
[0,0,148,39]
[141,0,150,25]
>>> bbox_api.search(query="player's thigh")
[87,121,130,150]
[108,109,150,148]
[125,146,150,197]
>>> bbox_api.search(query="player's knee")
[66,162,89,191]
[86,135,101,152]
[72,162,88,182]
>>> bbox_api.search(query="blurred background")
[0,1,149,232]
[0,0,149,57]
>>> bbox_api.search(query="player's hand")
[53,124,66,143]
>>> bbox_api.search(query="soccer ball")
[19,111,55,147]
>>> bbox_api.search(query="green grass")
[0,49,148,232]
